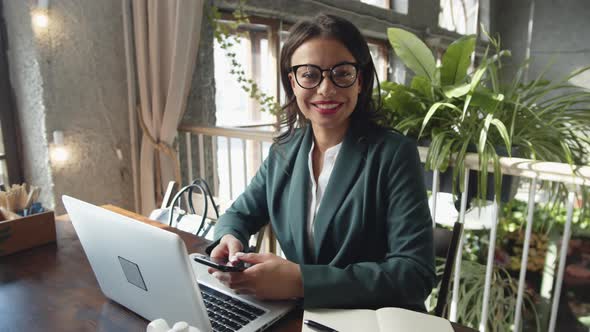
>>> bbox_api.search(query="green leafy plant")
[496,199,590,272]
[428,259,540,332]
[381,28,590,202]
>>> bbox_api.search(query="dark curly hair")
[275,14,383,145]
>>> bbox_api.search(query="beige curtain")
[130,0,204,214]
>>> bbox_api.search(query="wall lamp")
[50,130,69,163]
[32,0,50,29]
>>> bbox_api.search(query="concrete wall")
[528,0,590,88]
[494,0,590,89]
[3,0,133,213]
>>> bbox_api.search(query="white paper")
[376,307,454,332]
[303,309,379,332]
[302,308,454,332]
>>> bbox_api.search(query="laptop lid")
[63,195,295,332]
[62,195,211,330]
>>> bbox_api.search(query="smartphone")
[193,253,247,272]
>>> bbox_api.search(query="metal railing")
[178,125,590,332]
[422,149,590,332]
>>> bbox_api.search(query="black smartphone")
[193,253,247,272]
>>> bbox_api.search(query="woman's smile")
[311,100,343,115]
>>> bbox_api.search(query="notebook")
[62,195,295,332]
[302,307,454,332]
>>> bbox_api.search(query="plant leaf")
[479,114,494,155]
[461,93,473,122]
[443,83,471,99]
[490,119,512,155]
[420,102,462,138]
[411,76,434,100]
[470,90,505,108]
[387,28,436,82]
[469,64,487,92]
[441,34,476,85]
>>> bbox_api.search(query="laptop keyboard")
[199,284,266,332]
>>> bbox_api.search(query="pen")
[303,319,339,332]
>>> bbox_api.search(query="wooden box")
[0,210,56,256]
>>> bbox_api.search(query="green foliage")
[462,230,485,262]
[499,199,590,237]
[208,1,281,115]
[460,197,590,272]
[428,259,540,332]
[380,27,590,203]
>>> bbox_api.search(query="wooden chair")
[433,221,464,317]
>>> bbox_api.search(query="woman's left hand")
[208,252,303,300]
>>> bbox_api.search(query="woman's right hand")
[209,234,244,264]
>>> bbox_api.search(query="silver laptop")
[62,195,295,332]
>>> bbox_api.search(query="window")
[360,0,390,9]
[214,21,277,127]
[391,54,407,84]
[213,18,282,199]
[392,0,409,15]
[361,0,408,14]
[368,41,389,84]
[368,39,398,86]
[439,0,479,35]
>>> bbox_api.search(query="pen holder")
[0,210,56,256]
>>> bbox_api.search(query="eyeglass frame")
[290,62,360,89]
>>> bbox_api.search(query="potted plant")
[428,258,541,331]
[379,28,590,204]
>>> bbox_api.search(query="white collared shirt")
[306,140,342,255]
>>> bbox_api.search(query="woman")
[207,14,435,311]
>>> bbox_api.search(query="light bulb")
[32,12,49,28]
[51,146,69,162]
[50,130,68,163]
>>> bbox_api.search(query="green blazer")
[209,123,436,310]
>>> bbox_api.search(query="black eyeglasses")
[291,62,360,89]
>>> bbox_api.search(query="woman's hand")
[209,234,244,263]
[209,252,303,300]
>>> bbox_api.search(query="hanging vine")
[207,0,281,115]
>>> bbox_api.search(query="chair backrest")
[189,192,232,221]
[433,221,464,317]
[150,181,228,236]
[185,185,270,253]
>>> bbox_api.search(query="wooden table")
[0,206,475,332]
